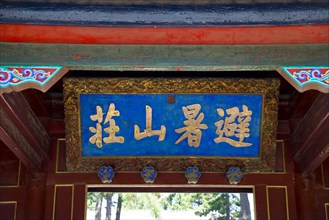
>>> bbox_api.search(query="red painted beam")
[1,24,328,45]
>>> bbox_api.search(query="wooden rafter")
[0,92,49,172]
[292,93,329,175]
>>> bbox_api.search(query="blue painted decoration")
[281,66,329,88]
[0,66,63,88]
[98,166,115,183]
[141,166,157,184]
[80,94,263,158]
[185,167,201,184]
[226,167,243,185]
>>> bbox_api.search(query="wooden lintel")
[292,93,329,175]
[0,92,49,171]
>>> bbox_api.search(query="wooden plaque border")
[64,78,279,173]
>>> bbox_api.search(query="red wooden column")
[26,173,47,220]
[255,185,268,220]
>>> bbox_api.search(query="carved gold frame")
[64,78,279,172]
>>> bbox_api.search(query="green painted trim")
[1,43,328,71]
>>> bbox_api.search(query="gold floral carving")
[63,78,279,172]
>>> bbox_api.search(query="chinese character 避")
[134,105,166,141]
[89,103,124,148]
[214,105,252,147]
[175,104,208,148]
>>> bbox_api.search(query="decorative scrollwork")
[279,67,329,93]
[0,67,61,86]
[0,66,66,93]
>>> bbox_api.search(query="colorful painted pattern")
[281,67,329,88]
[141,166,157,184]
[226,167,243,185]
[185,167,201,184]
[0,66,63,88]
[98,166,115,184]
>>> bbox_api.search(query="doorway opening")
[86,187,255,220]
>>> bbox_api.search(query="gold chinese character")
[175,104,208,148]
[134,105,166,141]
[89,104,124,148]
[89,106,104,148]
[104,103,120,123]
[103,103,124,144]
[214,105,252,147]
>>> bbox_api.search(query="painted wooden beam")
[0,92,49,172]
[0,3,328,26]
[1,43,328,71]
[1,24,328,45]
[292,93,329,175]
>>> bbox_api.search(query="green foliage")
[87,192,115,211]
[87,192,101,211]
[87,192,244,220]
[164,193,241,220]
[121,193,163,218]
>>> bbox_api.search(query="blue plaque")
[80,94,262,158]
[64,78,279,172]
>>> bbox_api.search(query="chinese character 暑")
[175,104,208,148]
[214,105,252,147]
[134,105,166,141]
[89,103,124,148]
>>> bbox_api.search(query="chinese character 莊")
[214,105,252,147]
[175,104,208,148]
[134,105,166,141]
[89,103,124,148]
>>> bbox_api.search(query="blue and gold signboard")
[64,78,279,172]
[81,94,262,157]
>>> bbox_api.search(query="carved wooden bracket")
[277,66,329,93]
[0,92,49,172]
[0,66,68,94]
